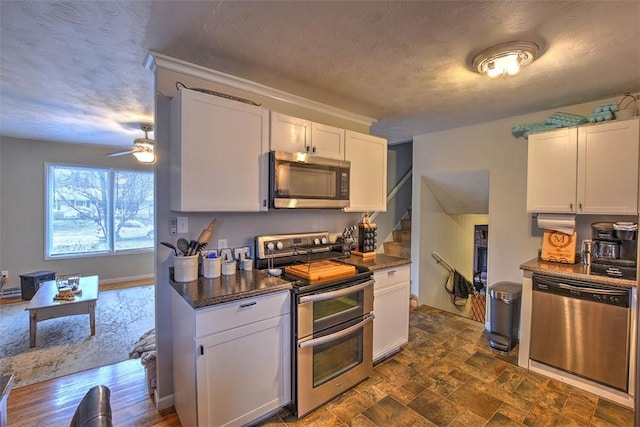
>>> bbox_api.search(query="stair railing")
[369,167,412,223]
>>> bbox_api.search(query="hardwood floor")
[6,359,179,427]
[4,278,163,426]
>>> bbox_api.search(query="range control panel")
[255,231,332,259]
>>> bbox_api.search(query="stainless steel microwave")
[269,151,350,209]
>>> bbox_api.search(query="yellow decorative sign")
[541,230,577,264]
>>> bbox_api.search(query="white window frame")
[45,162,154,259]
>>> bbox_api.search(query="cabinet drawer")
[373,265,410,289]
[195,291,290,337]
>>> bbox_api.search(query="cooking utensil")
[197,218,217,244]
[177,238,190,256]
[187,240,198,256]
[160,241,178,256]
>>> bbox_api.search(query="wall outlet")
[218,239,228,249]
[169,217,178,235]
[1,271,8,286]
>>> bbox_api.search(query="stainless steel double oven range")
[255,231,374,418]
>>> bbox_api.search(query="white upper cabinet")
[527,118,639,214]
[345,130,387,212]
[310,122,345,159]
[577,119,639,214]
[269,112,312,154]
[170,88,269,212]
[526,127,578,213]
[270,112,345,160]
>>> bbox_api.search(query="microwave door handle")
[298,279,374,303]
[298,313,374,349]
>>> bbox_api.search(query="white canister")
[202,257,221,278]
[222,260,236,276]
[242,258,253,271]
[174,255,199,282]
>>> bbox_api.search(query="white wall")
[0,137,154,288]
[411,95,633,317]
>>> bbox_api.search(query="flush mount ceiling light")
[472,41,540,78]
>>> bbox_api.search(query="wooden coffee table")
[25,276,99,348]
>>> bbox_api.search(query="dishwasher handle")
[533,274,630,307]
[555,282,629,296]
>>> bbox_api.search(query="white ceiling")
[1,1,639,148]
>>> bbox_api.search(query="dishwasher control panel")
[533,275,630,308]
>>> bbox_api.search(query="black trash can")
[489,281,522,352]
[19,271,56,300]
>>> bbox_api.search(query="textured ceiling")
[1,1,639,147]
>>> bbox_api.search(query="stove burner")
[255,231,371,294]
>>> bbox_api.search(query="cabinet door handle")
[199,345,204,356]
[298,313,375,348]
[578,203,582,211]
[569,203,574,211]
[239,301,257,309]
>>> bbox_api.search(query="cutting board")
[541,229,577,264]
[284,261,356,283]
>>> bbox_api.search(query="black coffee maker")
[590,222,638,279]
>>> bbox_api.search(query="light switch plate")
[177,217,188,234]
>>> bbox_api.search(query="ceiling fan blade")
[107,149,135,157]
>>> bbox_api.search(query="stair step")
[400,219,411,231]
[392,230,411,244]
[383,241,411,258]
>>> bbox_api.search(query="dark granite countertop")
[340,254,411,271]
[520,257,636,288]
[170,269,293,309]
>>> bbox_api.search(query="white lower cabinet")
[372,265,410,362]
[171,290,291,427]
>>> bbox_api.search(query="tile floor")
[258,305,635,426]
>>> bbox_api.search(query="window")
[46,164,154,258]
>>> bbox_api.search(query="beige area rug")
[0,285,155,388]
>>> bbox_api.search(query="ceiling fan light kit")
[107,123,155,164]
[472,41,540,78]
[132,141,155,163]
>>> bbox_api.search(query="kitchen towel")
[536,213,576,235]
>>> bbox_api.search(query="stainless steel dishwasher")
[530,274,631,392]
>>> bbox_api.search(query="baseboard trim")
[155,390,175,411]
[99,274,154,285]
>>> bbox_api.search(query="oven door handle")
[298,313,374,349]
[299,279,374,303]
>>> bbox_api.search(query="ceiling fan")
[108,123,155,163]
